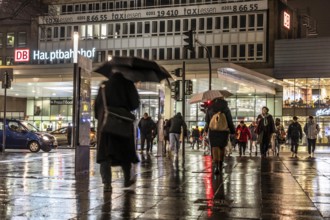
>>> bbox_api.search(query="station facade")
[0,0,305,131]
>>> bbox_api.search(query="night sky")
[287,0,330,37]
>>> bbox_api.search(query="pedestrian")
[304,116,320,158]
[67,123,72,146]
[274,118,286,156]
[287,116,302,158]
[256,106,275,158]
[248,121,258,156]
[167,112,187,159]
[163,119,170,154]
[204,98,235,174]
[191,126,201,150]
[94,73,140,192]
[138,113,156,153]
[236,120,252,157]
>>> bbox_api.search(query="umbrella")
[93,56,172,84]
[189,90,233,104]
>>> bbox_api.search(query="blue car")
[0,119,58,152]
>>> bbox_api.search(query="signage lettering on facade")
[50,99,73,105]
[15,49,30,62]
[33,48,96,61]
[283,11,290,30]
[39,1,268,24]
[316,108,330,116]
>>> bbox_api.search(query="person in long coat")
[94,73,140,192]
[256,106,275,157]
[204,98,235,174]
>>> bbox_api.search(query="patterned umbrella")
[189,90,233,104]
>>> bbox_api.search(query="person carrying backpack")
[304,115,320,158]
[204,98,235,174]
[287,116,303,158]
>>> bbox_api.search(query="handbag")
[100,84,135,138]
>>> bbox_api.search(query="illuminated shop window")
[7,32,15,47]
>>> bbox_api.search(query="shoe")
[311,152,314,158]
[255,152,257,156]
[103,184,112,192]
[294,154,298,158]
[291,152,295,157]
[124,179,136,187]
[277,152,279,157]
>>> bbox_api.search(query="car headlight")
[42,135,50,141]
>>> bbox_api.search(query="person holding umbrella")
[204,97,235,174]
[94,73,140,192]
[94,56,172,192]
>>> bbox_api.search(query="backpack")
[209,112,229,131]
[290,123,300,139]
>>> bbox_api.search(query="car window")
[60,128,67,134]
[8,122,20,132]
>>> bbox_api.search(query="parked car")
[50,126,96,147]
[0,119,58,152]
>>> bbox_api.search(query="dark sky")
[287,0,330,37]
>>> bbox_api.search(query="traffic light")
[185,80,193,95]
[183,30,194,52]
[200,100,212,113]
[170,80,181,101]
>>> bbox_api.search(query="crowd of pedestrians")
[94,75,321,192]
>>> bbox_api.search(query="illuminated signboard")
[15,48,96,62]
[283,11,290,30]
[15,49,30,62]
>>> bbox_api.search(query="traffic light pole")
[2,73,8,153]
[195,38,212,90]
[182,61,186,161]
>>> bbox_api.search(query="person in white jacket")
[303,116,320,158]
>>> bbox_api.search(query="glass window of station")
[186,94,282,130]
[282,78,330,145]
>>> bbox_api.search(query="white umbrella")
[189,90,233,104]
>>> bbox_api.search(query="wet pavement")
[0,145,329,220]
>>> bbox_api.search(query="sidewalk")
[0,145,329,219]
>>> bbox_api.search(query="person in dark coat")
[287,116,303,158]
[94,73,140,192]
[167,112,187,158]
[204,98,235,174]
[138,113,156,153]
[67,123,72,146]
[256,106,275,158]
[163,119,170,154]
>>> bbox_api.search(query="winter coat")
[205,98,235,148]
[138,117,156,136]
[287,121,303,142]
[304,120,320,139]
[236,124,251,143]
[168,113,187,134]
[94,73,140,165]
[192,128,200,138]
[256,113,275,143]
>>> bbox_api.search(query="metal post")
[2,73,7,153]
[182,61,186,161]
[195,39,212,90]
[72,31,79,149]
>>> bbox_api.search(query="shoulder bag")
[100,84,135,138]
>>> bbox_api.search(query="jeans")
[191,137,200,149]
[307,138,316,154]
[238,142,247,155]
[291,143,299,154]
[169,133,180,153]
[100,160,131,184]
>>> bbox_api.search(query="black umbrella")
[94,56,172,84]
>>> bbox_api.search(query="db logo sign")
[15,49,30,62]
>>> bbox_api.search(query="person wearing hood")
[256,106,275,158]
[204,98,235,174]
[167,112,187,158]
[304,116,320,158]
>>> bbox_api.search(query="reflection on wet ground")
[0,146,329,219]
